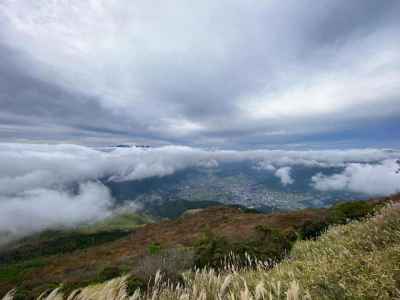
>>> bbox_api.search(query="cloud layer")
[0,182,112,241]
[1,143,398,192]
[0,143,399,243]
[312,159,400,195]
[0,0,399,147]
[275,167,294,186]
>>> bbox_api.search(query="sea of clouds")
[1,143,399,243]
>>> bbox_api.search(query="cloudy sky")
[0,0,400,148]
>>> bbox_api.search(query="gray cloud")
[0,142,399,243]
[0,0,399,146]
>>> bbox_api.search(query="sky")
[0,0,399,148]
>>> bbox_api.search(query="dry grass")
[0,205,324,296]
[3,203,400,300]
[1,290,14,300]
[259,203,400,299]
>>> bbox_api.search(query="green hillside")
[80,212,154,233]
[0,212,154,267]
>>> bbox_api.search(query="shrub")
[125,275,146,295]
[298,219,329,240]
[251,225,297,260]
[147,242,162,255]
[298,200,382,240]
[12,288,32,300]
[193,231,230,269]
[328,200,377,224]
[97,266,122,283]
[194,226,296,269]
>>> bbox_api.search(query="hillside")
[16,195,399,300]
[0,194,398,299]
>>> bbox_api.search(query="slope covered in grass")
[0,212,154,297]
[246,203,400,299]
[0,212,153,265]
[79,212,154,233]
[1,195,398,299]
[0,204,332,298]
[12,201,398,300]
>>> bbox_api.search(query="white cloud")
[0,143,398,191]
[0,182,112,245]
[311,159,400,195]
[0,142,399,244]
[255,161,276,171]
[275,167,294,186]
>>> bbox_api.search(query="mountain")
[1,194,396,299]
[12,194,398,300]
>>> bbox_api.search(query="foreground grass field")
[0,204,332,298]
[4,201,399,300]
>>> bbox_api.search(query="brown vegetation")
[1,193,398,298]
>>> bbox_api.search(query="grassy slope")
[243,203,400,299]
[0,212,154,264]
[0,206,328,298]
[31,200,400,300]
[142,199,225,219]
[1,194,398,299]
[0,212,154,297]
[79,212,154,233]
